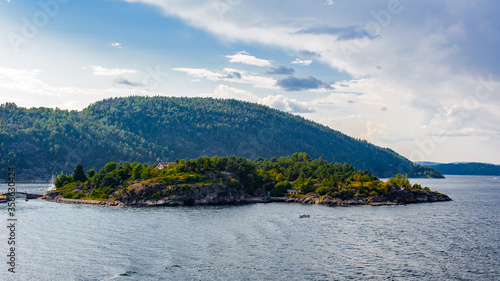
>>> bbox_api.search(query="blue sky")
[1,0,499,164]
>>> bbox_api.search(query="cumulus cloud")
[226,51,272,66]
[258,95,316,113]
[276,76,332,91]
[113,77,144,87]
[266,65,295,75]
[361,121,389,141]
[201,84,259,102]
[91,65,137,76]
[291,58,313,66]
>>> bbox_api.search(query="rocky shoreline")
[42,187,451,207]
[281,188,452,206]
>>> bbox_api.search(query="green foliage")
[63,191,74,199]
[132,164,143,180]
[50,153,441,202]
[140,166,152,180]
[73,191,84,199]
[316,186,329,196]
[73,164,87,182]
[104,162,117,173]
[271,181,291,197]
[433,162,500,176]
[292,177,315,194]
[87,169,96,179]
[388,174,410,187]
[54,174,66,188]
[0,97,444,181]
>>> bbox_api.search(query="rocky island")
[43,153,451,207]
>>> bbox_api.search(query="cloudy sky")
[1,0,499,164]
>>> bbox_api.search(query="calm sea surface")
[1,175,499,280]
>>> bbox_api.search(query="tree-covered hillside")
[433,163,500,176]
[0,96,442,181]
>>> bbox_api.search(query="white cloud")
[0,66,159,110]
[258,94,315,113]
[226,51,272,66]
[443,128,499,138]
[172,67,221,81]
[0,67,59,96]
[291,58,313,66]
[200,84,259,102]
[110,42,122,49]
[91,65,137,76]
[360,121,389,142]
[173,67,277,89]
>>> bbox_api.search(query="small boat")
[299,213,310,218]
[45,173,56,192]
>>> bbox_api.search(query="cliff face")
[116,182,249,206]
[44,180,250,207]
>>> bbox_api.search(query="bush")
[316,186,329,196]
[369,191,378,196]
[59,182,78,191]
[72,192,84,199]
[271,180,292,197]
[63,191,74,199]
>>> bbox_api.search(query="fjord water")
[1,175,499,280]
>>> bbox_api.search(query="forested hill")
[433,163,500,176]
[0,96,441,181]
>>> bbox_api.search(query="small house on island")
[287,189,300,195]
[154,162,177,169]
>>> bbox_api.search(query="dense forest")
[433,163,500,176]
[0,96,442,181]
[53,153,439,202]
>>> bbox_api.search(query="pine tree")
[73,164,87,182]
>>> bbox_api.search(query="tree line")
[54,153,435,201]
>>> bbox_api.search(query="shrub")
[63,191,74,199]
[72,192,84,199]
[316,186,329,196]
[369,191,378,196]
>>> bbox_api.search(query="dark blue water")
[1,175,499,280]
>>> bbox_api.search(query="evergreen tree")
[73,164,87,182]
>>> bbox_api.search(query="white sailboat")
[46,173,56,191]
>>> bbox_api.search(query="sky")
[0,0,499,164]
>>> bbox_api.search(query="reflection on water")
[0,176,499,280]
